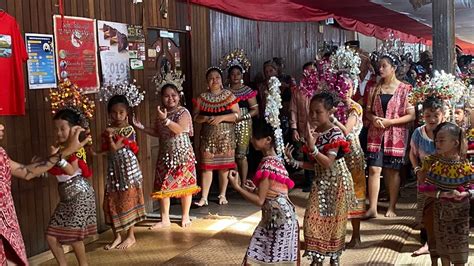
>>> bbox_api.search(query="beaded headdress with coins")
[219,48,251,73]
[49,79,95,128]
[99,80,146,107]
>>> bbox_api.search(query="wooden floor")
[35,187,473,266]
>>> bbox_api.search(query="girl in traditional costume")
[220,49,258,185]
[326,47,366,247]
[419,122,474,265]
[365,53,416,218]
[100,82,147,249]
[409,96,445,257]
[45,79,97,266]
[193,67,240,206]
[0,84,90,266]
[228,77,299,265]
[286,92,355,266]
[134,72,201,228]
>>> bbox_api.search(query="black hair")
[422,95,445,111]
[161,83,179,95]
[380,53,401,69]
[433,122,465,154]
[53,108,82,126]
[206,67,223,79]
[302,61,316,71]
[252,118,275,145]
[310,92,339,110]
[227,65,243,75]
[272,57,285,69]
[107,95,130,113]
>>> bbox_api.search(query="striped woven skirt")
[46,176,97,244]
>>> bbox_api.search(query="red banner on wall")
[53,15,99,92]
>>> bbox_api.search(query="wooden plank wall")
[210,10,352,82]
[0,0,210,258]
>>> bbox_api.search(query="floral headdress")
[265,77,286,159]
[49,79,95,128]
[219,48,251,73]
[299,68,320,98]
[154,71,185,95]
[409,70,469,122]
[329,46,361,89]
[99,80,145,107]
[409,70,468,106]
[319,72,352,125]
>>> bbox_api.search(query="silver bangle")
[311,146,319,156]
[164,118,171,126]
[56,159,68,168]
[436,190,441,199]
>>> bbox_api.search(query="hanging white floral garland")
[265,77,286,159]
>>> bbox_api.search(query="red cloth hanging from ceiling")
[190,0,474,54]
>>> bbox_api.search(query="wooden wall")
[0,0,210,258]
[210,10,351,82]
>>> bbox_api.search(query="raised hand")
[132,115,145,130]
[284,143,295,161]
[62,126,90,157]
[157,106,167,121]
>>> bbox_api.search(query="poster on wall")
[97,20,130,85]
[53,15,99,92]
[127,25,145,70]
[25,33,57,89]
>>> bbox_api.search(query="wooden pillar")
[432,0,455,74]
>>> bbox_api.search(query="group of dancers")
[1,42,474,266]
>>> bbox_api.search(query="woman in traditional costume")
[134,72,201,228]
[220,49,258,185]
[193,67,240,206]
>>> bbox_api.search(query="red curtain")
[190,0,474,53]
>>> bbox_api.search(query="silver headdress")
[265,77,286,159]
[99,80,145,107]
[219,49,251,73]
[154,71,185,95]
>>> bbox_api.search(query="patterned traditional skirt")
[152,134,201,199]
[46,176,97,244]
[235,108,252,159]
[433,199,470,264]
[199,123,236,170]
[304,158,355,262]
[244,194,299,265]
[345,138,366,219]
[104,148,146,232]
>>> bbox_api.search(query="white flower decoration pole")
[265,77,286,159]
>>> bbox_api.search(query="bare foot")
[181,219,192,228]
[411,243,429,257]
[116,236,136,249]
[346,237,362,248]
[148,221,171,230]
[104,234,122,250]
[385,209,397,217]
[362,209,378,220]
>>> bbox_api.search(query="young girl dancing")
[102,95,146,250]
[419,122,474,266]
[46,109,97,266]
[286,92,355,266]
[228,77,299,265]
